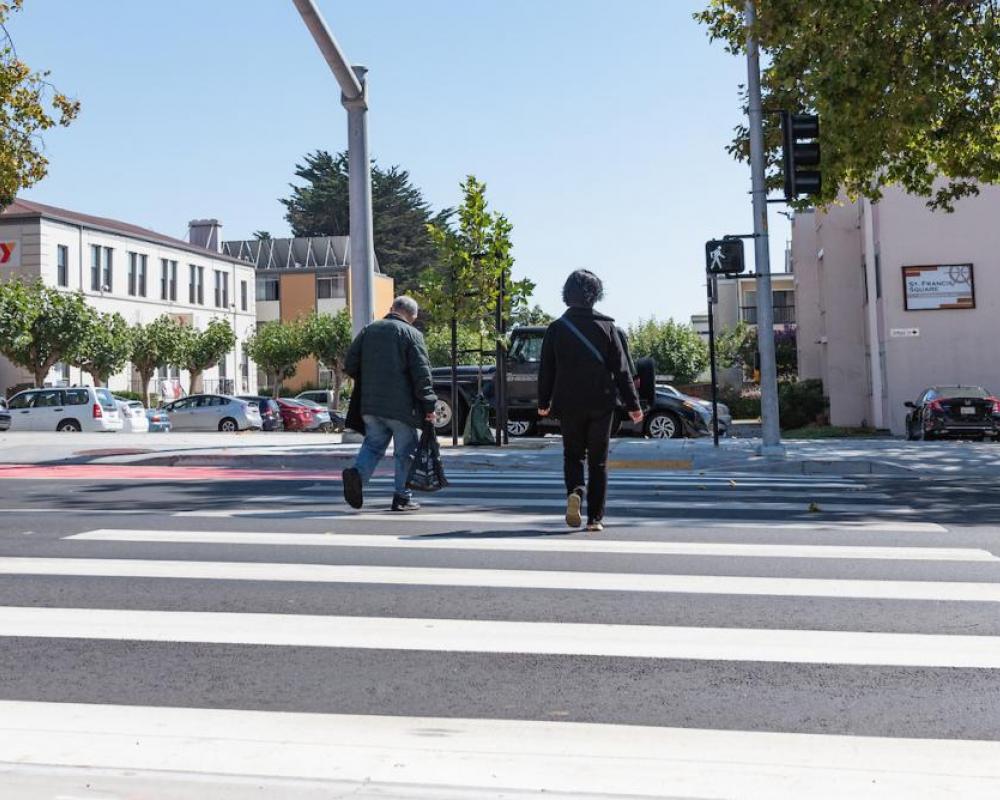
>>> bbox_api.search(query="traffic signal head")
[781,112,821,200]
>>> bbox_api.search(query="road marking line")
[5,556,1000,600]
[607,459,693,469]
[70,529,995,562]
[2,701,999,799]
[167,509,947,531]
[0,606,998,667]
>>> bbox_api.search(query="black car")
[905,386,1000,441]
[237,396,284,432]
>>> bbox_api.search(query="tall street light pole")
[744,0,783,455]
[291,0,376,336]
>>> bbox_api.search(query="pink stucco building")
[793,186,1000,435]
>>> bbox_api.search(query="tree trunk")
[332,368,342,411]
[139,369,154,407]
[272,372,282,398]
[189,369,203,396]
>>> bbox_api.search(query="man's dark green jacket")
[344,313,437,427]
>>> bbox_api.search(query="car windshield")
[937,386,990,399]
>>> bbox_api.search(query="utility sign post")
[705,238,745,276]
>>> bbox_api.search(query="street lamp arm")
[290,0,365,104]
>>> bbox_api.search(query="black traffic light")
[705,238,745,276]
[781,112,821,199]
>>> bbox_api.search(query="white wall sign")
[890,328,920,338]
[902,264,975,311]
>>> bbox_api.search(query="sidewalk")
[2,431,1000,475]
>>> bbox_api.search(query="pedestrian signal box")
[705,238,745,275]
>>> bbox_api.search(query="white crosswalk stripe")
[0,466,996,798]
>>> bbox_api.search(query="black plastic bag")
[407,422,449,493]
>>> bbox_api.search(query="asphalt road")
[0,465,999,798]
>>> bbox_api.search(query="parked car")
[114,397,150,433]
[657,384,733,436]
[296,389,339,412]
[0,404,10,432]
[905,385,1000,441]
[145,407,171,433]
[275,397,317,432]
[237,396,284,431]
[290,397,341,432]
[159,394,262,432]
[4,386,123,432]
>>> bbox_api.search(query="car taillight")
[92,403,103,419]
[928,399,944,413]
[989,397,1000,414]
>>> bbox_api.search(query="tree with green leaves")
[423,324,485,368]
[627,318,710,385]
[718,321,797,381]
[281,150,452,293]
[244,319,308,397]
[511,304,555,328]
[302,309,353,401]
[0,0,80,209]
[697,1,1000,210]
[130,315,187,406]
[177,318,237,394]
[0,279,94,387]
[70,311,132,387]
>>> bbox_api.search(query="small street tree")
[718,321,797,381]
[302,309,352,402]
[244,319,308,397]
[71,311,132,387]
[627,318,710,385]
[178,318,236,394]
[0,279,95,387]
[0,0,80,208]
[130,315,187,406]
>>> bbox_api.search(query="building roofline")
[1,198,251,267]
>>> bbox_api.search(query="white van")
[5,387,124,432]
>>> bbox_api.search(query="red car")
[276,398,317,432]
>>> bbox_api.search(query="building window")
[222,273,230,309]
[214,270,222,307]
[189,265,205,305]
[218,355,228,379]
[160,259,177,301]
[56,245,69,287]
[256,275,279,301]
[102,247,113,292]
[197,266,204,304]
[317,274,346,299]
[240,280,248,311]
[91,245,101,291]
[128,252,145,296]
[874,250,882,299]
[189,265,197,304]
[241,350,250,391]
[138,254,147,296]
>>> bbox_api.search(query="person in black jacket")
[538,270,643,532]
[342,296,437,512]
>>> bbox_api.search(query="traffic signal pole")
[291,0,376,336]
[744,0,784,455]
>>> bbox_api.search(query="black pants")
[560,410,615,523]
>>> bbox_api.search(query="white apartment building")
[0,199,258,398]
[793,185,1000,435]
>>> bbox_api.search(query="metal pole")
[450,315,459,447]
[494,271,507,447]
[345,66,376,336]
[707,275,720,447]
[745,0,783,455]
[289,0,374,337]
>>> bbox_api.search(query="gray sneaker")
[391,494,421,512]
[565,488,584,528]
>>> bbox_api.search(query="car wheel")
[56,420,81,432]
[433,397,464,435]
[218,418,239,432]
[646,411,681,439]
[506,420,537,437]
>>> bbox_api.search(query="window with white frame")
[91,245,101,291]
[256,275,279,301]
[240,280,248,311]
[102,247,113,292]
[57,245,69,287]
[317,274,346,299]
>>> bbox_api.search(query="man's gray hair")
[391,295,419,319]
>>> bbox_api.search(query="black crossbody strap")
[560,317,607,367]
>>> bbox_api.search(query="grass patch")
[783,424,889,440]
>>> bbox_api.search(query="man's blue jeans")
[353,415,419,498]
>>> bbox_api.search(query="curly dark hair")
[561,269,604,308]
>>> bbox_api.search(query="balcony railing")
[740,305,796,325]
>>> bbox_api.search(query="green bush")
[718,385,761,420]
[778,379,827,430]
[111,390,144,402]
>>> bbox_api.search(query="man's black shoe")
[342,467,363,509]
[391,494,421,512]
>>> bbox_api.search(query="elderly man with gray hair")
[342,295,437,511]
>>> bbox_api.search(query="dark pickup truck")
[430,325,722,439]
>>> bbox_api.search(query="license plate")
[961,406,976,415]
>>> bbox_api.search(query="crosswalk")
[1,467,999,798]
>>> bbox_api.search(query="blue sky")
[12,0,789,326]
